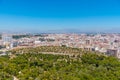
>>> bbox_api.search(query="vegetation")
[12,35,32,39]
[0,34,2,39]
[0,46,120,80]
[39,38,55,42]
[11,46,93,56]
[34,34,48,37]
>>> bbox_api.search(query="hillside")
[11,46,101,56]
[0,46,120,80]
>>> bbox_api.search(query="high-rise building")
[2,34,13,49]
[2,34,12,43]
[85,39,91,45]
[106,49,118,57]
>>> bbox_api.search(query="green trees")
[11,46,85,57]
[0,47,120,79]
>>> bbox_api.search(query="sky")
[0,0,120,33]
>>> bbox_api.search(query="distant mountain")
[45,29,93,34]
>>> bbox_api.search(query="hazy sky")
[0,0,120,33]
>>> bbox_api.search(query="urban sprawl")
[0,33,120,58]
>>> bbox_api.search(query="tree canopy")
[0,46,120,80]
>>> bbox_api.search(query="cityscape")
[0,33,120,58]
[1,0,120,80]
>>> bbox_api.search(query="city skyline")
[0,0,120,33]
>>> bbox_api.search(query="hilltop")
[0,46,120,80]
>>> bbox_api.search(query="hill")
[0,46,120,80]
